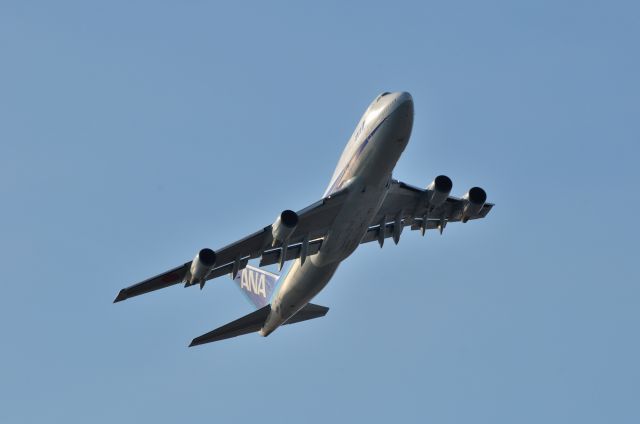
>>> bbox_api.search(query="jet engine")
[461,187,487,223]
[426,175,452,208]
[271,209,299,246]
[188,248,217,285]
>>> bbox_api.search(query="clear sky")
[1,1,639,423]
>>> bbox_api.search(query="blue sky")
[1,1,639,423]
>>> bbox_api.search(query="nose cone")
[390,91,413,118]
[393,91,413,105]
[387,91,413,117]
[386,91,414,140]
[369,91,413,117]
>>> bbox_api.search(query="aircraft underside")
[114,92,494,347]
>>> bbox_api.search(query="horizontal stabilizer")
[189,305,271,347]
[189,303,329,347]
[285,303,329,324]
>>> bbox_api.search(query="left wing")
[359,179,493,246]
[114,187,350,303]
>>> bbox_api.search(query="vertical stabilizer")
[231,265,279,309]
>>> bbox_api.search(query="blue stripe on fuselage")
[326,117,387,196]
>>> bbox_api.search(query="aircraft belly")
[261,95,414,337]
[262,259,338,335]
[312,180,387,267]
[263,182,387,335]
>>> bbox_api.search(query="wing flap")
[258,238,323,267]
[360,219,439,244]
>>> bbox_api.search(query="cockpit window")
[375,92,391,103]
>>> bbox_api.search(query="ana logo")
[240,269,267,298]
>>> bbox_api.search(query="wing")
[359,179,493,246]
[114,188,349,303]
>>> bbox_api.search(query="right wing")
[113,188,349,303]
[358,179,493,246]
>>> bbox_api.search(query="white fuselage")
[261,92,414,336]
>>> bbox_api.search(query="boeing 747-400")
[114,92,493,346]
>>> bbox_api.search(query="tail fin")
[232,265,279,309]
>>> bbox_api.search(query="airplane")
[114,91,493,347]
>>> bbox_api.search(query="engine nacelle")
[426,175,453,208]
[271,209,299,246]
[188,248,217,284]
[461,187,487,223]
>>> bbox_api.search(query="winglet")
[113,289,128,303]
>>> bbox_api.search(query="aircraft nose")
[388,91,413,114]
[395,91,413,105]
[391,91,413,117]
[387,91,414,137]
